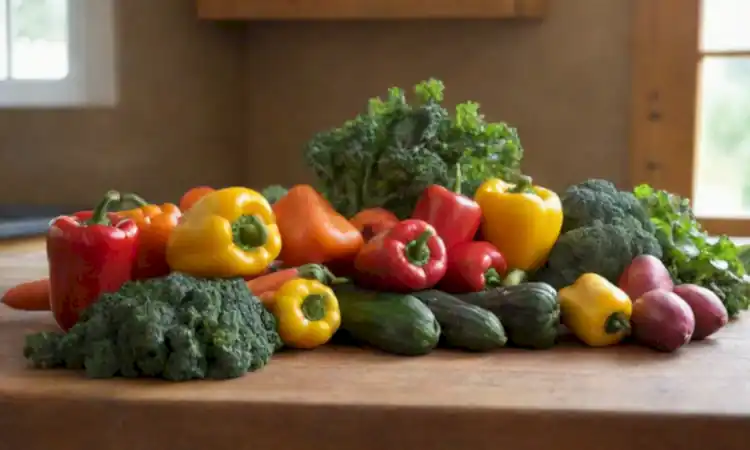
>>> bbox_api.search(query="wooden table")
[0,239,748,450]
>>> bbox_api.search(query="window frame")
[630,0,750,237]
[0,0,117,108]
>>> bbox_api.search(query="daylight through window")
[0,0,68,81]
[694,0,750,218]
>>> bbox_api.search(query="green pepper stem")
[298,264,349,285]
[453,163,463,195]
[233,215,269,250]
[404,230,433,267]
[88,191,121,226]
[508,175,535,194]
[484,268,503,287]
[118,193,150,209]
[301,294,327,322]
[604,312,631,335]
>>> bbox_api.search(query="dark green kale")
[23,273,283,381]
[304,78,525,219]
[533,179,662,289]
[633,184,750,318]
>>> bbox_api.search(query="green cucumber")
[333,284,441,356]
[456,282,560,350]
[412,290,506,352]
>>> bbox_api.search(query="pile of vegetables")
[4,78,750,382]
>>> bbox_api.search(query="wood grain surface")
[0,239,748,450]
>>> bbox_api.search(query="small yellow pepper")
[166,187,282,278]
[474,175,563,272]
[273,278,341,349]
[558,273,633,347]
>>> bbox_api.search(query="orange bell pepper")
[179,186,215,213]
[273,185,364,267]
[350,208,399,241]
[118,194,182,280]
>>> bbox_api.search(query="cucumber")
[412,290,507,352]
[333,284,441,356]
[456,282,560,350]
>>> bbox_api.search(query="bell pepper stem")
[604,312,631,334]
[508,175,536,194]
[301,294,327,322]
[298,264,349,285]
[88,190,121,226]
[118,193,150,209]
[233,215,269,250]
[484,268,503,287]
[404,230,432,267]
[453,163,463,195]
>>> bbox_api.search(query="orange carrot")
[246,267,302,297]
[259,291,276,306]
[2,278,51,311]
[246,263,347,304]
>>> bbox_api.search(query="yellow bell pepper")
[474,175,563,272]
[166,187,282,278]
[558,273,633,347]
[273,278,341,349]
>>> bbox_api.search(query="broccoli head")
[560,179,654,234]
[534,217,663,290]
[23,273,283,381]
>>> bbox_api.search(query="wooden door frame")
[629,0,750,236]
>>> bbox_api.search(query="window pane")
[0,1,8,80]
[694,57,750,218]
[701,0,750,51]
[9,0,68,80]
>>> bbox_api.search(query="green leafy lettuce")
[304,78,525,219]
[634,184,750,318]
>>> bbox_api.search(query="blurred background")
[0,0,748,236]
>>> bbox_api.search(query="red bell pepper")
[353,219,447,292]
[47,191,138,332]
[411,164,482,249]
[438,241,508,293]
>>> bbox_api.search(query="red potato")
[673,284,728,340]
[618,255,674,301]
[631,289,695,352]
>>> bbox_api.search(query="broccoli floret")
[23,273,282,381]
[560,179,654,234]
[535,218,663,290]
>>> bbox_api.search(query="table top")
[1,239,749,450]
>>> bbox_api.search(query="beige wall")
[0,0,631,207]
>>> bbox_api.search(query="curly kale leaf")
[23,273,282,381]
[634,184,750,317]
[304,78,525,219]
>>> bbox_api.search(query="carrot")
[247,263,347,306]
[2,278,51,311]
[246,267,301,297]
[259,291,276,307]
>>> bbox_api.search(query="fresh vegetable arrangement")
[5,78,749,382]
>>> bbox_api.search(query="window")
[631,0,750,236]
[0,0,116,108]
